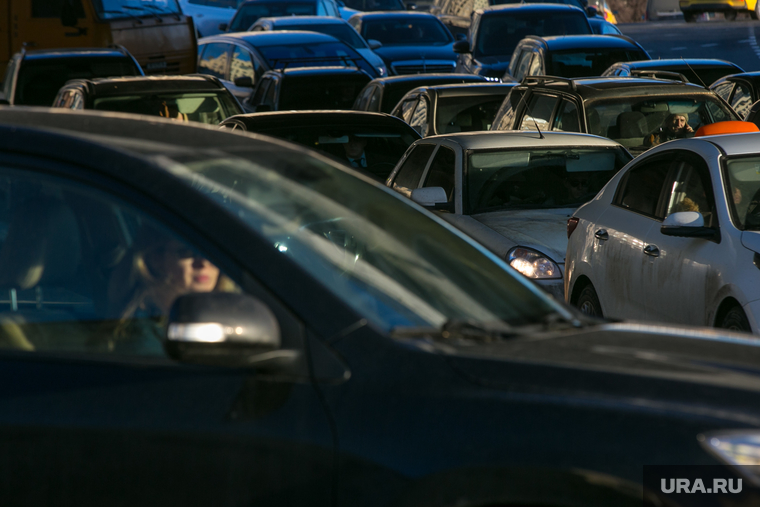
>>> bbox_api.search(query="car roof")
[66,75,226,95]
[413,82,516,97]
[619,59,741,70]
[201,31,340,46]
[692,131,760,156]
[257,15,347,25]
[369,73,487,87]
[521,76,715,98]
[537,35,642,50]
[22,48,132,60]
[274,66,370,77]
[480,3,586,14]
[223,110,417,129]
[422,130,623,149]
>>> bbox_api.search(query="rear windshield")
[547,48,649,78]
[229,2,316,31]
[15,58,141,106]
[258,42,377,77]
[280,74,371,110]
[276,23,367,49]
[435,93,509,134]
[474,12,591,57]
[584,95,738,154]
[361,17,453,45]
[92,92,241,124]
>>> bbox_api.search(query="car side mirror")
[234,76,254,88]
[411,187,448,207]
[660,211,717,239]
[368,39,383,50]
[218,22,228,31]
[586,5,598,16]
[453,40,470,54]
[165,292,300,370]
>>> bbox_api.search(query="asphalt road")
[619,17,760,73]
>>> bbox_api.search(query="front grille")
[391,60,455,75]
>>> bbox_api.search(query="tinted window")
[553,99,580,132]
[230,47,258,83]
[664,158,716,227]
[725,156,760,231]
[257,42,376,77]
[249,78,271,106]
[392,144,436,196]
[409,97,429,136]
[362,17,453,45]
[399,98,418,122]
[189,0,243,6]
[342,0,405,10]
[520,94,558,131]
[276,23,367,48]
[278,74,371,110]
[228,2,317,31]
[731,82,753,119]
[198,43,229,80]
[616,159,670,217]
[424,146,456,202]
[92,92,241,125]
[546,48,649,78]
[713,82,733,102]
[436,94,507,134]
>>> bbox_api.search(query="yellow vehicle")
[0,0,197,77]
[679,0,759,21]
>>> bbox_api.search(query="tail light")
[567,217,580,238]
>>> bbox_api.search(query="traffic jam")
[3,0,760,505]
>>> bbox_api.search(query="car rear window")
[228,2,316,31]
[435,93,509,134]
[258,42,377,77]
[362,17,452,45]
[547,48,649,78]
[279,74,372,110]
[92,92,241,124]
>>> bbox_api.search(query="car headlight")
[507,247,561,279]
[377,65,387,77]
[484,76,502,82]
[699,431,760,484]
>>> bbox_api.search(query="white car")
[386,131,632,298]
[178,0,240,37]
[566,130,760,333]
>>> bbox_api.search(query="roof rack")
[521,75,577,91]
[267,55,362,71]
[630,70,689,84]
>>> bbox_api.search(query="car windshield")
[279,74,372,110]
[547,49,649,78]
[94,0,181,20]
[466,146,630,214]
[342,0,405,10]
[584,96,737,154]
[435,94,509,134]
[362,17,453,45]
[725,156,760,231]
[275,23,367,49]
[164,150,563,331]
[92,92,240,124]
[474,12,591,58]
[15,58,141,106]
[258,42,376,76]
[229,2,316,31]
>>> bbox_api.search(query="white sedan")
[566,131,760,333]
[386,131,631,298]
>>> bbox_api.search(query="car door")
[0,156,334,507]
[641,152,722,326]
[389,143,436,196]
[590,156,671,320]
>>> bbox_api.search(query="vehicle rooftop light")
[694,121,759,137]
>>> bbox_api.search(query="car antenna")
[532,117,545,139]
[681,58,708,88]
[509,78,544,139]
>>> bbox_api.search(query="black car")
[0,46,143,107]
[51,75,243,125]
[219,110,419,179]
[710,71,760,120]
[353,73,487,112]
[3,107,760,507]
[348,12,457,75]
[606,59,745,89]
[507,34,650,82]
[244,67,372,113]
[390,82,515,136]
[197,31,379,105]
[452,4,593,80]
[221,0,342,32]
[341,0,408,10]
[491,75,740,155]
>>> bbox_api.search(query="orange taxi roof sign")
[694,121,759,137]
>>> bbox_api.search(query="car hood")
[375,44,457,63]
[471,207,574,263]
[407,322,760,423]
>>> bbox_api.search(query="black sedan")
[2,108,760,507]
[348,12,457,75]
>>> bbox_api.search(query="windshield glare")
[93,92,239,125]
[362,17,452,45]
[725,156,760,231]
[94,0,181,19]
[467,147,630,214]
[167,151,561,331]
[475,12,591,57]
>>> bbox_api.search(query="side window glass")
[230,47,258,85]
[409,97,429,137]
[492,89,524,131]
[399,98,418,122]
[665,159,716,227]
[713,82,734,102]
[423,146,456,203]
[263,79,278,107]
[528,54,541,76]
[731,83,753,119]
[354,86,372,110]
[53,90,72,108]
[2,58,17,101]
[367,88,381,112]
[515,52,533,81]
[249,79,271,106]
[391,144,436,197]
[0,169,240,357]
[70,91,84,110]
[520,94,558,131]
[553,100,580,132]
[615,159,671,218]
[198,43,229,80]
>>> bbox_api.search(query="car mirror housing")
[660,211,717,239]
[411,187,448,207]
[165,292,292,369]
[368,39,383,50]
[453,40,470,54]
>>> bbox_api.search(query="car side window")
[514,51,534,81]
[354,85,374,110]
[713,82,734,102]
[492,88,524,131]
[367,87,381,112]
[552,99,580,132]
[409,97,429,137]
[615,159,671,218]
[664,157,716,227]
[1,58,17,101]
[423,146,456,203]
[520,94,558,131]
[528,54,541,77]
[263,79,278,108]
[0,167,240,357]
[731,83,753,119]
[249,78,271,107]
[399,98,418,122]
[230,47,258,85]
[391,144,436,197]
[198,43,229,80]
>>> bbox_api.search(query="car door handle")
[643,244,660,257]
[594,229,608,240]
